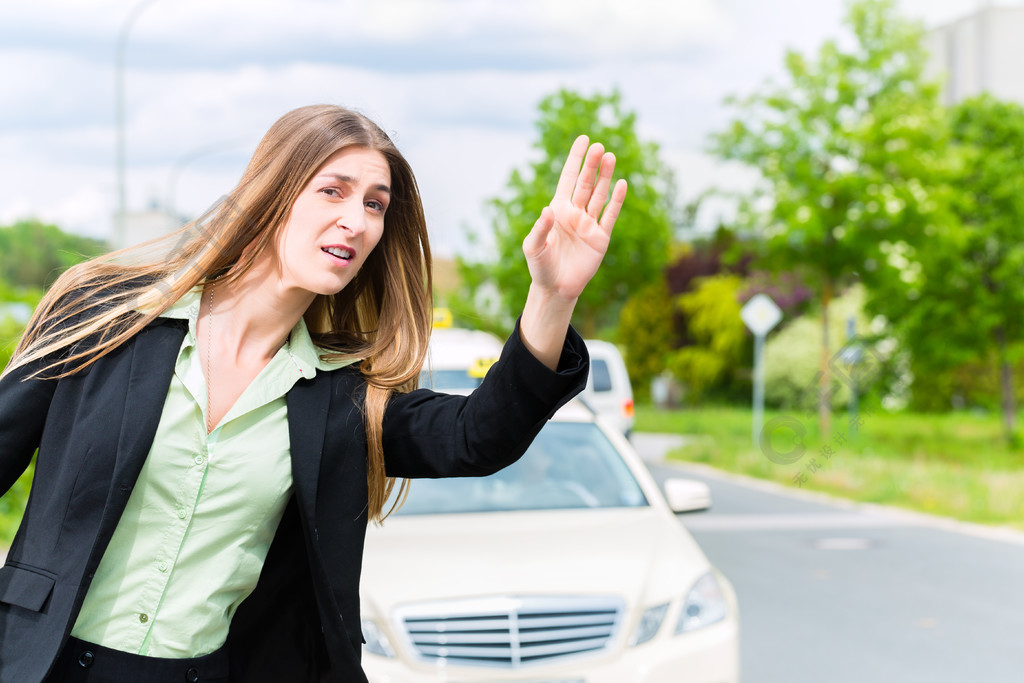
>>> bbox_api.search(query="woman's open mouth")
[322,246,354,264]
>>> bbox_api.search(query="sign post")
[740,294,783,450]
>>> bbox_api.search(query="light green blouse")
[71,289,356,657]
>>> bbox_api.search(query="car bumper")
[363,617,739,683]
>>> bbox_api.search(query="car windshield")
[394,421,649,515]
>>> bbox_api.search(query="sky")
[0,0,1002,256]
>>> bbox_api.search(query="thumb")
[522,206,555,259]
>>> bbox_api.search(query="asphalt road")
[633,433,1024,683]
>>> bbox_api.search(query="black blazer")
[0,316,588,682]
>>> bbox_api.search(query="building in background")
[925,2,1024,106]
[117,201,187,249]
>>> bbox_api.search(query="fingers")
[571,142,605,209]
[553,135,589,204]
[522,206,555,257]
[552,135,626,236]
[586,152,616,218]
[598,179,628,234]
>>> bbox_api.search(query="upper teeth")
[324,247,352,259]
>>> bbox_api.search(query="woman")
[0,104,626,682]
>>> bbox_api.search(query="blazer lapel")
[287,373,331,522]
[109,319,186,493]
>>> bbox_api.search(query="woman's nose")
[335,205,365,235]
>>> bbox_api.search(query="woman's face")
[272,146,391,297]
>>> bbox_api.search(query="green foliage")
[617,274,751,403]
[0,219,107,288]
[0,315,24,375]
[909,355,1024,413]
[712,0,947,422]
[461,89,675,336]
[617,281,675,399]
[668,275,746,400]
[0,279,42,370]
[868,95,1024,437]
[762,285,881,410]
[715,0,945,280]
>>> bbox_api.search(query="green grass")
[636,405,1024,529]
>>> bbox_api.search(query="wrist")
[519,285,578,371]
[526,283,578,316]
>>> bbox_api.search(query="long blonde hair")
[6,104,432,522]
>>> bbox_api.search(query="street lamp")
[115,0,160,249]
[165,140,245,221]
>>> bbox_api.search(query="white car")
[420,327,504,391]
[360,400,740,683]
[581,339,635,438]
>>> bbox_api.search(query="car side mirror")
[663,478,711,513]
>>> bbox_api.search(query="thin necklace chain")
[206,286,215,434]
[205,285,302,434]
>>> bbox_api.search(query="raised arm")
[382,136,626,479]
[519,135,628,369]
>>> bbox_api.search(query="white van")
[581,339,635,438]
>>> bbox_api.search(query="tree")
[871,95,1024,441]
[0,220,108,289]
[713,0,947,436]
[668,274,746,401]
[617,280,675,399]
[762,284,875,411]
[460,89,675,336]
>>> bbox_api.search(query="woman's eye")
[321,187,341,197]
[367,200,386,213]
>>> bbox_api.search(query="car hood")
[360,507,711,617]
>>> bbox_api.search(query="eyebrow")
[319,173,391,195]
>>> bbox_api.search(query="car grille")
[393,596,624,668]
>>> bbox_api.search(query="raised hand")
[518,135,628,369]
[522,135,628,301]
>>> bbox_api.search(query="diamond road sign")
[740,294,782,337]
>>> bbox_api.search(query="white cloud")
[0,0,734,71]
[0,49,113,128]
[0,0,1003,259]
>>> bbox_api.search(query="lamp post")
[165,140,245,221]
[115,0,160,249]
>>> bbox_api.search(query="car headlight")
[629,602,669,646]
[675,572,728,634]
[361,618,396,658]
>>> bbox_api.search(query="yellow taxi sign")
[468,356,498,379]
[432,308,453,328]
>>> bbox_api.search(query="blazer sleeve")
[381,320,589,479]
[0,356,59,496]
[0,291,93,495]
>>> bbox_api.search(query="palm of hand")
[523,136,628,302]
